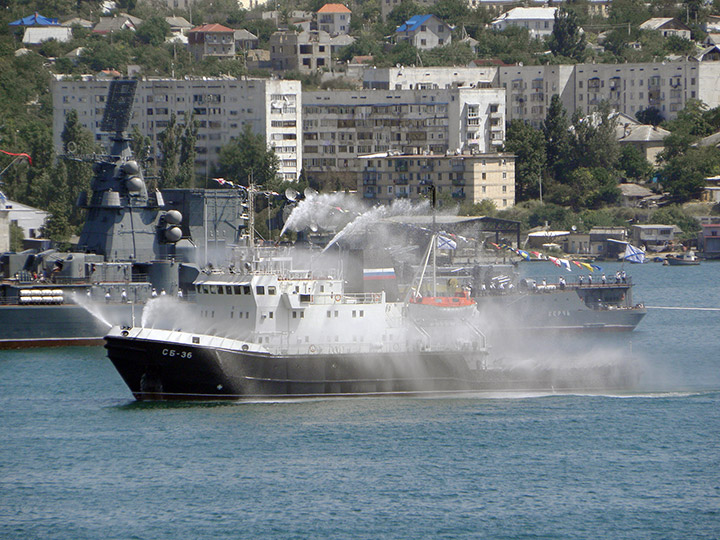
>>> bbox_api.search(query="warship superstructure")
[0,80,246,348]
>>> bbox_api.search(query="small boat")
[665,251,700,266]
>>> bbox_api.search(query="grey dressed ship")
[0,80,247,348]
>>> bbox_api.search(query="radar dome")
[122,161,140,175]
[126,176,145,192]
[164,226,182,243]
[165,210,182,225]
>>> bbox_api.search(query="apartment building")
[360,59,720,125]
[500,59,720,123]
[499,64,576,128]
[187,24,236,62]
[395,14,452,50]
[572,61,720,118]
[302,88,506,185]
[52,77,302,181]
[359,153,516,209]
[363,66,499,90]
[317,3,352,36]
[269,30,332,73]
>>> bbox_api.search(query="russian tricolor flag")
[363,268,396,280]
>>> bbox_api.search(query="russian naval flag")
[363,268,396,280]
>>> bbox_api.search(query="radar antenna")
[100,80,138,135]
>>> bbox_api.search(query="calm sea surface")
[1,261,719,539]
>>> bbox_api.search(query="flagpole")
[432,184,437,297]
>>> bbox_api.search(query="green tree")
[504,120,547,201]
[178,113,199,188]
[569,104,619,171]
[131,126,152,163]
[636,107,664,126]
[661,146,719,201]
[387,0,423,28]
[9,222,24,252]
[608,0,650,26]
[664,35,696,55]
[158,113,183,189]
[215,124,279,186]
[650,204,701,238]
[618,145,654,181]
[430,0,470,26]
[61,110,96,229]
[543,95,571,182]
[459,199,497,216]
[548,6,586,61]
[135,16,171,47]
[337,32,384,62]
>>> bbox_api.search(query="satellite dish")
[285,187,299,202]
[571,225,577,232]
[304,187,318,198]
[310,222,318,232]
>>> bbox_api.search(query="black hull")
[105,335,639,401]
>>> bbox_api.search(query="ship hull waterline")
[105,333,639,401]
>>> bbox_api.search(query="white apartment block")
[500,60,720,123]
[363,66,499,90]
[499,64,576,128]
[52,77,302,181]
[302,88,506,179]
[358,60,720,127]
[572,61,720,119]
[359,153,516,209]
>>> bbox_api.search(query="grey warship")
[0,80,246,348]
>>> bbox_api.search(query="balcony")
[396,192,409,198]
[394,176,409,185]
[452,178,466,186]
[363,191,376,199]
[451,190,466,199]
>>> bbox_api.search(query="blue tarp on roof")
[9,12,59,26]
[396,14,433,33]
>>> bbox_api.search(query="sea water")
[1,261,719,539]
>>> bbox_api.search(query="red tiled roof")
[189,23,234,33]
[318,3,351,13]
